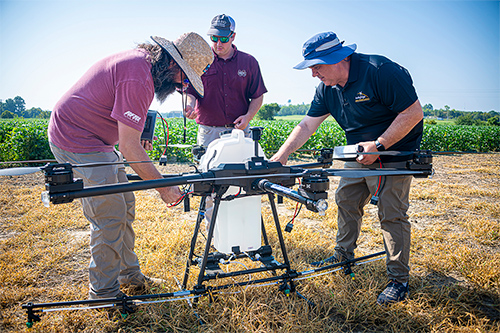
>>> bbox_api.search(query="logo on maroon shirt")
[124,111,141,123]
[238,70,247,77]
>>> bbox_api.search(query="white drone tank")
[199,129,265,254]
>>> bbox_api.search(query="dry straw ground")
[0,154,499,332]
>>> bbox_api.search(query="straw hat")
[151,32,214,97]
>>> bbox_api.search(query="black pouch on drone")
[141,110,157,142]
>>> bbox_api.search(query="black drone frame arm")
[45,172,211,204]
[43,159,432,206]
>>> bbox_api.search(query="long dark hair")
[137,43,180,103]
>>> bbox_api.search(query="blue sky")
[1,0,499,113]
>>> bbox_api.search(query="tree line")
[256,102,499,126]
[0,96,50,119]
[2,95,499,126]
[422,104,499,126]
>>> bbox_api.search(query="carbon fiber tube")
[47,173,209,204]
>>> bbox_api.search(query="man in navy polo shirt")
[184,14,268,146]
[271,31,423,305]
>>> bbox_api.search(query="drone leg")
[261,216,270,246]
[268,193,315,306]
[267,193,292,270]
[342,263,355,280]
[279,280,293,296]
[24,302,41,328]
[195,192,223,290]
[118,295,136,319]
[182,196,207,289]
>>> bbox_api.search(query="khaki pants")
[197,124,250,147]
[50,143,145,298]
[335,161,412,283]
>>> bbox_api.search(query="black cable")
[156,111,168,156]
[181,72,188,144]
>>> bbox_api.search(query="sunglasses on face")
[175,79,190,91]
[210,33,233,43]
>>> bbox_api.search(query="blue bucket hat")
[294,31,357,70]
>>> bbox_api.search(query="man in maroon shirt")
[184,14,268,146]
[48,32,213,301]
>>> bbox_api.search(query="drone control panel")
[140,110,157,142]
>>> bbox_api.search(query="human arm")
[183,93,198,120]
[356,99,424,165]
[233,95,264,130]
[117,120,182,204]
[270,115,329,165]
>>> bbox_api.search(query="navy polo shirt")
[308,52,423,161]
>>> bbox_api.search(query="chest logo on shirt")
[124,111,141,123]
[355,92,370,103]
[238,70,247,77]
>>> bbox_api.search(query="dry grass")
[0,154,499,332]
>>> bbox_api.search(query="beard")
[154,69,181,104]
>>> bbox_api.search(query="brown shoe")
[89,290,128,304]
[123,276,166,295]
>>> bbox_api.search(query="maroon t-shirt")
[187,46,267,126]
[48,49,154,153]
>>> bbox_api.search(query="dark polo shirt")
[308,52,423,161]
[187,46,267,127]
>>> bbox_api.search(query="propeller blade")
[0,160,153,177]
[0,167,43,176]
[324,168,425,178]
[0,159,57,165]
[357,151,414,156]
[167,144,193,149]
[72,160,152,168]
[430,150,479,155]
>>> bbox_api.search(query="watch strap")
[375,140,386,151]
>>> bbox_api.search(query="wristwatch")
[375,139,386,152]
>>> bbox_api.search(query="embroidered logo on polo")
[355,92,370,103]
[238,70,247,77]
[124,111,141,123]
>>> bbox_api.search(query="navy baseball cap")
[294,31,357,70]
[207,14,235,37]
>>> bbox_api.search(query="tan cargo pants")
[50,143,145,298]
[197,124,250,147]
[335,161,412,284]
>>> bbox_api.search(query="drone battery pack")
[141,111,157,142]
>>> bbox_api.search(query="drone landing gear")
[181,192,308,307]
[22,294,139,328]
[24,303,41,328]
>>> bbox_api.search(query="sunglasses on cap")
[210,33,233,43]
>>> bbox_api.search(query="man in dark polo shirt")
[184,14,268,146]
[271,31,424,305]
